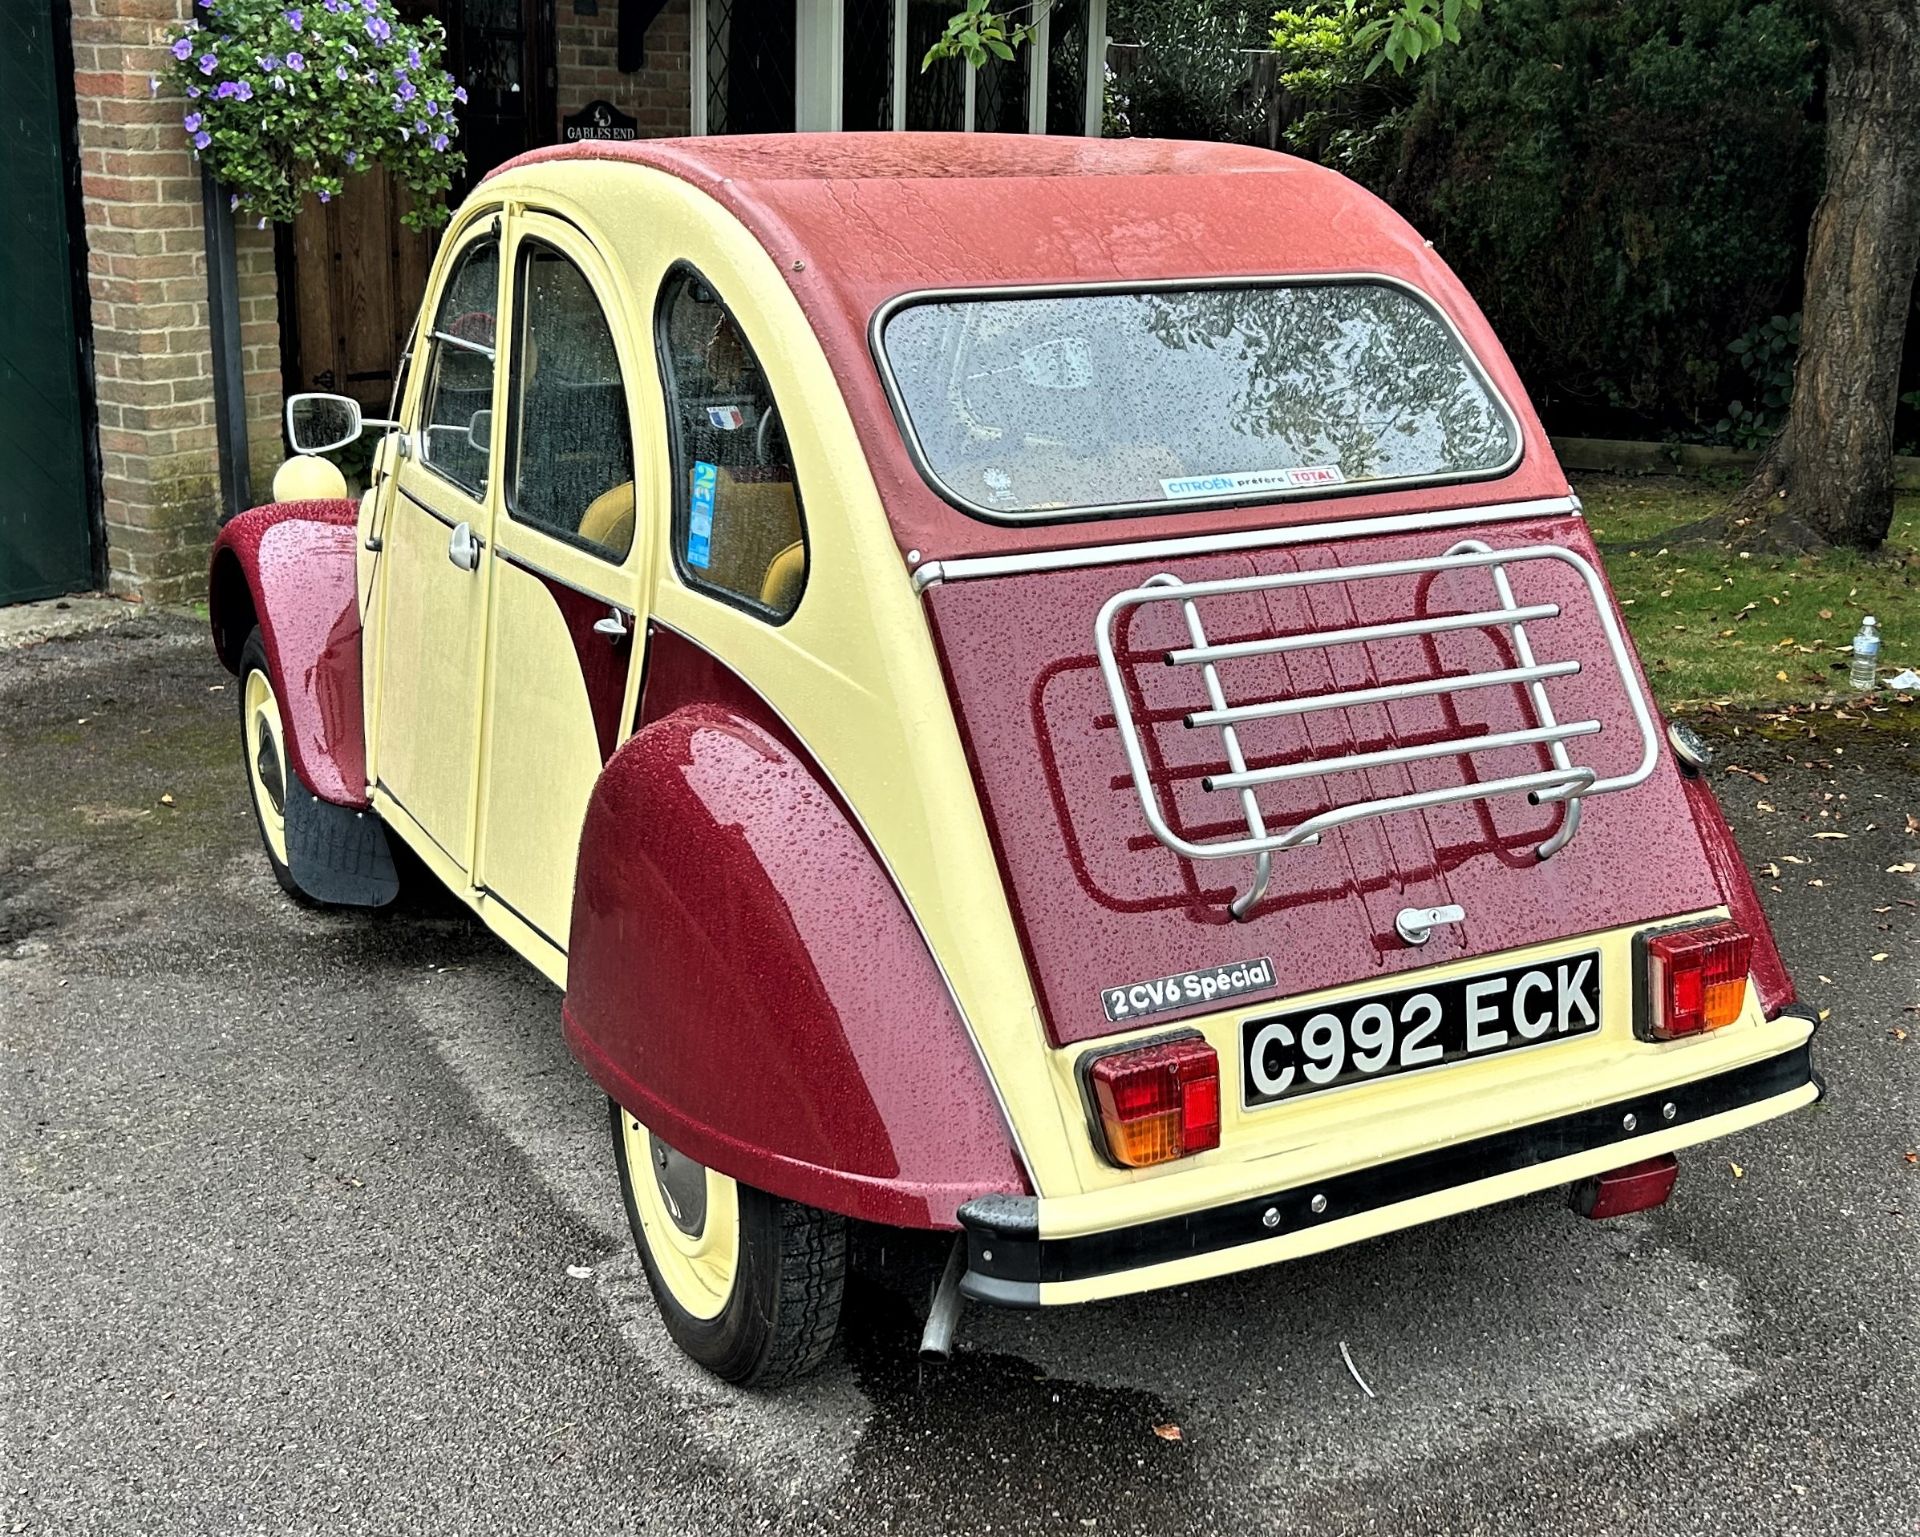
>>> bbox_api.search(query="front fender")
[208,500,367,809]
[562,694,1029,1230]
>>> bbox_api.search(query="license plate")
[1240,951,1601,1107]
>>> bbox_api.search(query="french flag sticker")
[706,405,745,430]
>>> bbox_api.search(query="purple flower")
[215,78,252,101]
[431,132,449,152]
[171,35,194,59]
[365,16,390,41]
[407,46,420,68]
[183,111,203,131]
[335,64,348,79]
[284,8,303,28]
[198,52,219,74]
[192,130,211,149]
[424,99,437,116]
[230,193,240,209]
[256,53,279,71]
[452,84,467,104]
[318,189,331,202]
[186,83,202,97]
[285,51,304,70]
[344,149,357,165]
[414,118,428,134]
[394,75,415,101]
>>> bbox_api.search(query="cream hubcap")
[621,1110,740,1321]
[244,666,289,866]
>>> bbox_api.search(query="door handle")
[592,607,630,642]
[1396,903,1466,946]
[447,520,481,571]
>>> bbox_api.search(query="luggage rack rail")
[1092,541,1661,919]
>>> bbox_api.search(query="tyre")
[611,1100,846,1387]
[237,626,315,907]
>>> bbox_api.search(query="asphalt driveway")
[2,614,1914,1536]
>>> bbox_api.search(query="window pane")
[904,0,963,129]
[508,246,635,561]
[1045,0,1089,135]
[881,283,1521,518]
[841,0,894,131]
[658,272,807,620]
[419,239,500,497]
[705,0,796,134]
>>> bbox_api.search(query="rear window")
[877,280,1522,521]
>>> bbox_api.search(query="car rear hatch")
[923,505,1727,1047]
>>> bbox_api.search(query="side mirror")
[468,408,493,452]
[287,392,364,454]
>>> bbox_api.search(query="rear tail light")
[1640,920,1753,1040]
[1570,1155,1679,1219]
[1087,1035,1221,1167]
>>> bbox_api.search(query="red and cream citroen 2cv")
[210,135,1819,1386]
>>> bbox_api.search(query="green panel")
[0,2,96,604]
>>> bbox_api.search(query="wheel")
[237,627,314,907]
[611,1100,846,1387]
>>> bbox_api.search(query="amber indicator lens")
[1645,921,1752,1039]
[1088,1036,1222,1167]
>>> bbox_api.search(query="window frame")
[413,228,504,504]
[867,272,1528,526]
[653,261,811,626]
[501,234,640,565]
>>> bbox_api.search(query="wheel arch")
[562,628,1030,1231]
[207,499,369,808]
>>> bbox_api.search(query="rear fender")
[562,631,1029,1229]
[208,500,368,809]
[1675,766,1794,1015]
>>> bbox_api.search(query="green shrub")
[1272,0,1825,436]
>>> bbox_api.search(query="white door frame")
[689,0,1107,136]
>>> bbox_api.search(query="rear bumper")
[959,1036,1817,1307]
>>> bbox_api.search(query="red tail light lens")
[1642,921,1753,1040]
[1087,1036,1221,1167]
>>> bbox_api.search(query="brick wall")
[553,0,693,140]
[68,0,284,606]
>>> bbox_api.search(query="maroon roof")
[488,134,1566,559]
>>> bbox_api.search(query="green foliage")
[1274,0,1824,434]
[1348,0,1483,77]
[159,0,464,230]
[924,0,1040,69]
[1714,312,1800,448]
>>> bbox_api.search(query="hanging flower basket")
[159,0,466,230]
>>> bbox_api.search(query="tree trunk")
[1733,0,1920,551]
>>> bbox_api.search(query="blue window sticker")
[687,460,717,569]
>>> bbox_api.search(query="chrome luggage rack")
[1093,540,1660,919]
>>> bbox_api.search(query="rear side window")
[878,279,1522,520]
[656,269,808,622]
[506,243,636,562]
[418,236,500,498]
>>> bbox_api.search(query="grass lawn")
[1576,475,1920,709]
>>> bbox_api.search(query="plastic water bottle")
[1849,615,1881,691]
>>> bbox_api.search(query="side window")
[657,269,808,621]
[418,237,500,497]
[507,244,637,562]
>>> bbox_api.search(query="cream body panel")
[475,559,609,949]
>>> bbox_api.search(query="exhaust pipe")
[918,1236,968,1362]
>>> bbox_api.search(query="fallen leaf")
[1775,671,1790,683]
[1152,1424,1184,1442]
[1892,1028,1908,1042]
[1818,1008,1831,1021]
[1871,953,1889,963]
[1726,765,1768,783]
[1730,1162,1745,1179]
[1906,1153,1918,1166]
[1784,855,1809,865]
[158,793,175,807]
[1819,608,1833,620]
[1759,862,1781,878]
[1756,801,1776,813]
[1812,832,1848,840]
[1889,863,1917,875]
[565,1264,594,1280]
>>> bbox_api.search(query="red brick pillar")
[68,0,284,604]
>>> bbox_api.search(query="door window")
[656,269,808,621]
[418,236,501,498]
[506,244,637,562]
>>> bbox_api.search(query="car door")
[368,217,506,872]
[471,212,651,971]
